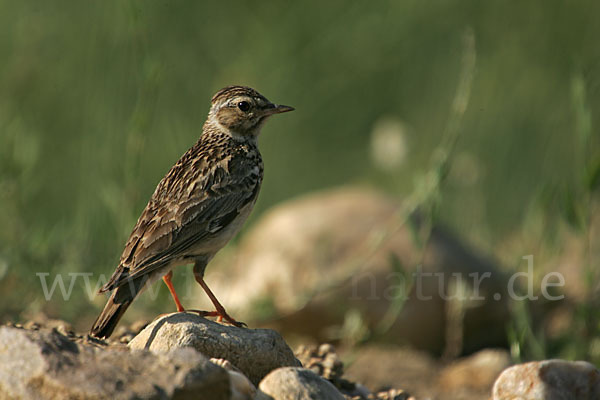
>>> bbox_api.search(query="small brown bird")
[90,86,293,338]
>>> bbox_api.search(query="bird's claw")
[186,309,246,327]
[232,320,247,328]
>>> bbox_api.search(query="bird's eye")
[237,101,250,112]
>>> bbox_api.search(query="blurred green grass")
[0,0,598,358]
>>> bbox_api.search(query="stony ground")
[1,314,598,399]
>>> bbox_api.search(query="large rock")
[128,312,301,385]
[257,367,345,400]
[493,359,600,400]
[209,187,509,353]
[437,349,510,396]
[0,326,230,400]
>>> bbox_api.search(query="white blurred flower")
[369,117,409,172]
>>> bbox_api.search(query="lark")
[90,86,293,338]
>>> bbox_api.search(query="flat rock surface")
[128,312,301,385]
[0,325,230,400]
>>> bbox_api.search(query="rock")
[257,367,345,400]
[128,312,300,385]
[492,359,600,400]
[350,384,372,399]
[296,343,345,382]
[438,348,510,392]
[226,370,255,400]
[0,325,230,400]
[295,343,367,398]
[294,344,416,400]
[23,318,75,337]
[370,389,414,400]
[209,187,509,353]
[211,358,257,400]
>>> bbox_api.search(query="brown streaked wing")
[106,154,261,288]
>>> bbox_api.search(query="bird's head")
[207,86,294,139]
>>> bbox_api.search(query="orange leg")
[193,273,246,327]
[163,271,185,312]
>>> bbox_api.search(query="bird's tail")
[90,283,138,339]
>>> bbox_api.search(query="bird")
[90,85,294,338]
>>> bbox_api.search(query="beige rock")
[257,367,345,400]
[227,370,255,400]
[438,348,510,391]
[492,359,600,400]
[211,187,509,353]
[211,358,257,400]
[0,326,230,400]
[128,312,300,385]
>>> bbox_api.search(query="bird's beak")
[262,103,295,116]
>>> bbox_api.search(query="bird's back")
[101,129,263,293]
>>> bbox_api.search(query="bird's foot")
[186,309,217,318]
[223,315,247,328]
[187,309,246,327]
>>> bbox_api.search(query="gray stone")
[493,359,600,400]
[0,326,230,400]
[128,312,301,385]
[257,367,345,400]
[208,187,509,353]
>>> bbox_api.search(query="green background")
[0,1,598,358]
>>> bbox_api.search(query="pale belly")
[195,199,256,254]
[168,198,256,270]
